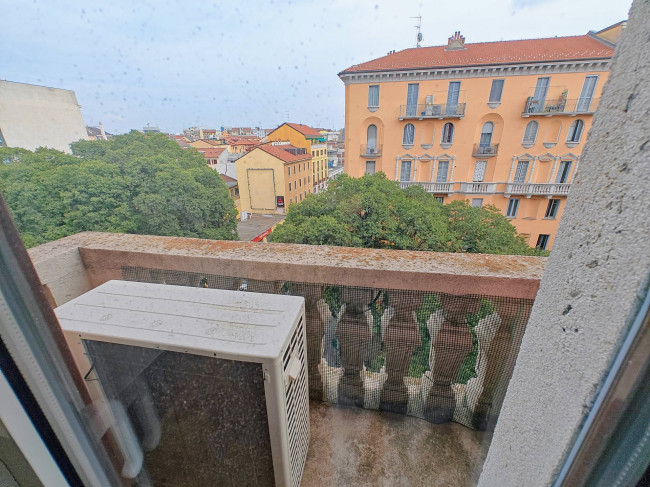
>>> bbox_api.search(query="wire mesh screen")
[122,266,533,431]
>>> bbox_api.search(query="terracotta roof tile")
[197,147,226,158]
[284,123,323,137]
[340,34,614,74]
[257,144,311,163]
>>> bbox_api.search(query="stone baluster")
[423,294,477,424]
[291,283,326,401]
[379,293,422,414]
[337,287,375,407]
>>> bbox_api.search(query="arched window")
[479,122,494,147]
[441,123,454,144]
[567,119,584,143]
[402,123,415,146]
[366,124,377,151]
[523,121,539,145]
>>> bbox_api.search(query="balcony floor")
[302,401,490,487]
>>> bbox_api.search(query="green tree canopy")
[269,173,547,256]
[0,132,238,247]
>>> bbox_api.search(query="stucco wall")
[478,1,649,485]
[0,81,88,153]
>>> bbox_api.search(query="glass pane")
[400,161,411,181]
[406,84,419,116]
[437,161,449,182]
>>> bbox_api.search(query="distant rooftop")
[340,33,615,74]
[197,147,226,158]
[220,174,238,188]
[257,144,311,163]
[282,123,323,138]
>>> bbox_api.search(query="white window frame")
[365,160,376,175]
[567,120,584,143]
[489,79,504,104]
[368,85,380,108]
[545,199,560,219]
[506,198,520,218]
[441,123,454,146]
[402,124,415,147]
[523,121,539,146]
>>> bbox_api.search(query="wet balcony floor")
[302,401,490,487]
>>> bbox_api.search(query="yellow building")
[235,143,312,214]
[267,123,329,194]
[339,29,620,250]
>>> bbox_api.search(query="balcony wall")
[30,232,545,432]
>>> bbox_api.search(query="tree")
[269,173,547,256]
[0,132,238,247]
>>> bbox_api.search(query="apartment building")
[339,25,622,250]
[235,142,312,214]
[267,123,329,193]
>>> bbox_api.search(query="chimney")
[99,121,107,140]
[445,31,466,50]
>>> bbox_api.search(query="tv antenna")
[412,15,423,48]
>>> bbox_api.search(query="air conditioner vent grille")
[283,317,309,487]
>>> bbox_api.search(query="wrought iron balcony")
[523,97,600,116]
[505,182,571,197]
[472,143,499,157]
[399,103,466,120]
[360,144,382,157]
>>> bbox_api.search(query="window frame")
[365,160,376,175]
[506,198,520,218]
[536,234,550,250]
[368,85,380,109]
[471,198,484,208]
[400,160,412,182]
[545,199,560,219]
[441,123,454,146]
[489,79,504,104]
[567,119,585,144]
[523,121,539,146]
[402,123,415,147]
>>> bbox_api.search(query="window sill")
[543,142,557,149]
[543,217,557,220]
[402,144,414,150]
[506,216,516,219]
[368,106,379,112]
[566,141,580,148]
[421,144,433,150]
[440,143,452,149]
[487,101,501,109]
[522,142,535,149]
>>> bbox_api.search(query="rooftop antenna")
[412,15,423,48]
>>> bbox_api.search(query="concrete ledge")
[29,232,545,304]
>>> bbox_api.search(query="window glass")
[436,160,449,182]
[402,124,415,146]
[471,198,483,208]
[480,122,494,147]
[567,120,584,142]
[523,121,538,145]
[489,79,504,103]
[536,234,550,250]
[506,198,519,217]
[441,123,454,144]
[545,199,560,218]
[405,84,419,116]
[368,85,379,107]
[400,160,412,181]
[513,161,529,183]
[365,161,376,175]
[556,161,573,183]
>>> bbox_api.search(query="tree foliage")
[0,132,238,247]
[270,173,547,256]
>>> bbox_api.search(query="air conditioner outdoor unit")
[56,280,309,487]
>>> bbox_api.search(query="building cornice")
[338,59,611,85]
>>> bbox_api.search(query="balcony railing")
[31,232,543,438]
[399,181,454,193]
[523,97,600,116]
[505,182,571,196]
[360,144,382,157]
[458,182,498,193]
[399,103,466,120]
[472,143,499,157]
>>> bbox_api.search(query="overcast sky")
[2,0,631,134]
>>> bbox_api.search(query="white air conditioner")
[56,280,309,487]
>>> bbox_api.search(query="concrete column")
[507,156,517,183]
[548,156,560,183]
[527,156,538,183]
[479,2,650,483]
[431,156,437,182]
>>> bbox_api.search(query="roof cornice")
[338,58,611,84]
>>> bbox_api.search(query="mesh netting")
[122,266,532,431]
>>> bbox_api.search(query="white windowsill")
[566,141,580,148]
[440,143,452,149]
[487,101,501,109]
[368,106,379,112]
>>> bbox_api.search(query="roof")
[225,136,260,146]
[197,147,226,158]
[282,123,323,138]
[340,34,615,74]
[220,174,238,188]
[257,144,311,164]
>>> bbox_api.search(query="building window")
[489,79,504,103]
[289,182,292,191]
[441,123,454,145]
[436,160,449,182]
[523,121,538,146]
[536,234,550,250]
[567,120,584,143]
[446,81,461,115]
[234,187,239,196]
[506,198,520,218]
[290,197,293,203]
[545,199,560,218]
[307,161,310,169]
[473,161,487,182]
[365,161,376,175]
[405,83,419,117]
[400,160,412,181]
[471,198,483,208]
[556,160,572,183]
[513,160,529,183]
[299,179,302,187]
[577,75,598,111]
[434,196,444,204]
[402,124,415,146]
[479,122,494,148]
[368,85,379,108]
[367,124,378,152]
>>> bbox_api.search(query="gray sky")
[2,0,631,134]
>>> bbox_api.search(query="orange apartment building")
[267,123,329,193]
[339,25,623,250]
